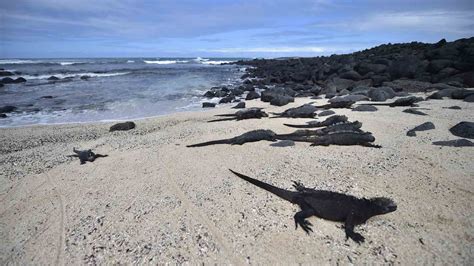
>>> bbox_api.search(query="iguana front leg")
[344,212,365,244]
[294,207,315,234]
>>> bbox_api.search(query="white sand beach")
[1,95,473,264]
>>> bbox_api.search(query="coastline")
[1,95,473,264]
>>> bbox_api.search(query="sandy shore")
[1,95,473,264]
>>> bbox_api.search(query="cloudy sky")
[1,0,473,58]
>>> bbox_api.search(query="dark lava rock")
[47,76,60,81]
[40,95,55,99]
[202,102,216,108]
[432,139,474,147]
[451,89,474,100]
[0,71,14,76]
[407,122,435,137]
[219,96,235,104]
[464,94,474,102]
[232,102,246,109]
[339,70,362,80]
[1,77,15,84]
[0,113,7,118]
[368,87,396,102]
[110,121,136,132]
[270,140,295,147]
[318,110,335,117]
[0,105,17,113]
[444,106,461,110]
[403,108,428,116]
[449,122,474,139]
[352,105,378,112]
[246,91,260,100]
[80,75,90,80]
[14,77,27,83]
[270,95,294,106]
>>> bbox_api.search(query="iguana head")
[370,197,397,214]
[87,150,96,162]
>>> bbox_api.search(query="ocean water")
[0,57,245,127]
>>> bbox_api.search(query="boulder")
[451,89,474,100]
[232,102,246,109]
[388,55,420,79]
[339,70,362,81]
[245,91,260,100]
[47,76,60,81]
[427,59,452,73]
[219,96,235,104]
[0,71,14,76]
[202,102,216,108]
[0,105,17,113]
[464,94,474,102]
[109,121,136,132]
[270,95,294,106]
[449,122,474,139]
[368,87,396,101]
[355,63,387,75]
[1,77,15,84]
[0,113,7,118]
[80,75,90,80]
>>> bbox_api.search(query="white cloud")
[312,10,474,35]
[207,46,328,53]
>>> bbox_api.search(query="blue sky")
[1,0,473,58]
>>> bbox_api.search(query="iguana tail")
[73,147,80,154]
[283,123,318,128]
[187,139,231,147]
[214,113,238,117]
[229,169,296,203]
[207,117,236,123]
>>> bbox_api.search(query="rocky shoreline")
[200,37,473,109]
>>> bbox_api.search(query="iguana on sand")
[68,148,108,165]
[229,169,397,243]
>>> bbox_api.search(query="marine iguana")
[360,96,424,107]
[271,104,318,118]
[276,121,363,142]
[68,148,108,164]
[187,129,277,147]
[284,115,348,128]
[310,131,381,148]
[208,107,268,122]
[229,170,397,243]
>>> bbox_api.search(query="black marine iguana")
[276,121,363,142]
[68,148,108,164]
[284,115,348,128]
[310,131,381,148]
[187,129,277,147]
[208,107,268,122]
[229,170,397,243]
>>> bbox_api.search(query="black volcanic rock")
[0,71,14,77]
[110,121,136,132]
[432,139,474,147]
[0,105,17,113]
[202,102,216,108]
[270,95,294,106]
[449,122,474,139]
[246,91,260,100]
[352,105,378,112]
